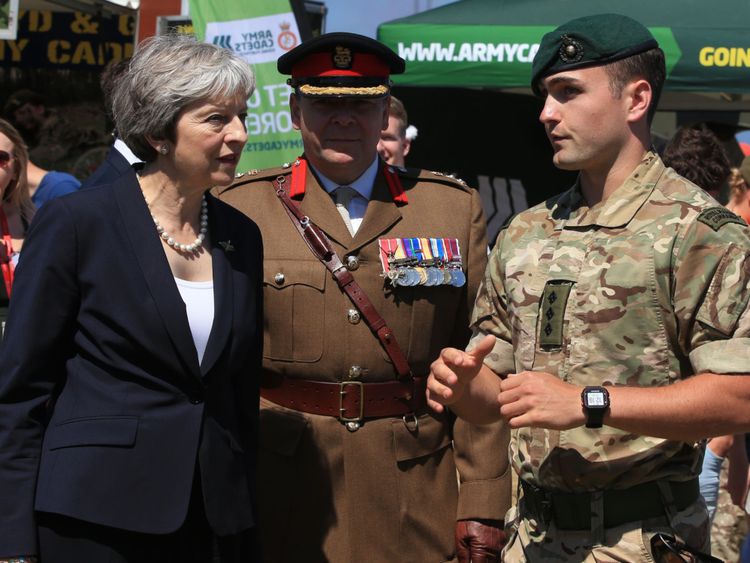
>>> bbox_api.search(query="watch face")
[586,391,606,407]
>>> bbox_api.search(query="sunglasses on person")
[650,532,723,563]
[0,150,14,169]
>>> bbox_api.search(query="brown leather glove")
[455,519,506,563]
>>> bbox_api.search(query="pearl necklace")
[148,195,208,253]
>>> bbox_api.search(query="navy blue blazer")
[0,172,263,555]
[81,144,135,189]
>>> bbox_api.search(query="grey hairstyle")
[112,34,255,162]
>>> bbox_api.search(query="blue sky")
[323,0,457,38]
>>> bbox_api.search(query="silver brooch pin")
[218,240,235,252]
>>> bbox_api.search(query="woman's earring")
[159,145,169,155]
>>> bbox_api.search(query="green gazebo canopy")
[378,0,750,94]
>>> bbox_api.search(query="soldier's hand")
[427,335,495,413]
[498,371,585,430]
[455,519,506,563]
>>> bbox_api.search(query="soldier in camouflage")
[427,13,750,562]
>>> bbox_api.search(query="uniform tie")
[334,186,357,236]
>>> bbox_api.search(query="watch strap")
[585,407,605,429]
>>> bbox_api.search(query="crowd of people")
[0,11,749,563]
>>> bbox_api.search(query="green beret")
[531,13,658,96]
[741,156,750,186]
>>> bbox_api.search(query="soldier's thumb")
[466,334,495,364]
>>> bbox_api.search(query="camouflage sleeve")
[468,227,515,376]
[672,211,750,374]
[452,188,513,520]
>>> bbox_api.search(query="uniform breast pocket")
[572,233,669,383]
[263,259,327,362]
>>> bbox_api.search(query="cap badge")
[333,45,353,69]
[559,35,583,63]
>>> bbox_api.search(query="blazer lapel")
[200,197,234,377]
[350,169,402,252]
[112,174,201,379]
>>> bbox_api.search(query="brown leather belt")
[261,376,427,423]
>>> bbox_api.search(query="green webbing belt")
[521,478,699,530]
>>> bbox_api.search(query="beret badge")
[559,35,583,63]
[333,45,353,69]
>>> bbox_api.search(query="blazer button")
[274,272,285,285]
[189,397,203,404]
[347,308,361,324]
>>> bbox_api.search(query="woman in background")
[0,118,35,332]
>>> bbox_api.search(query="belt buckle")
[339,381,364,431]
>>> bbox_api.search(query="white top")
[313,156,379,233]
[174,277,214,365]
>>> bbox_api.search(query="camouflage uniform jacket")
[471,151,750,492]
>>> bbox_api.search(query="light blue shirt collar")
[312,156,379,201]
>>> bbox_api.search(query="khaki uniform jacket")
[215,161,511,563]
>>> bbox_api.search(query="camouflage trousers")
[502,497,710,562]
[710,457,748,562]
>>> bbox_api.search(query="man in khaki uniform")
[215,33,510,562]
[428,14,750,562]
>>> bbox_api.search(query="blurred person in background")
[377,95,415,168]
[728,156,750,224]
[3,89,109,177]
[0,118,35,331]
[663,124,730,199]
[26,160,80,209]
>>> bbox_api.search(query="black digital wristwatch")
[581,386,610,429]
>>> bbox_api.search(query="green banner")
[380,23,680,89]
[189,0,303,172]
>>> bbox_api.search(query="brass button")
[347,309,361,324]
[345,255,360,271]
[348,365,363,379]
[274,272,285,285]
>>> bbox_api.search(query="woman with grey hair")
[0,34,262,562]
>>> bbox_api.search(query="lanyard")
[0,206,14,298]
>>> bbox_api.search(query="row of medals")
[386,258,467,287]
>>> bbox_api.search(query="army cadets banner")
[189,0,303,171]
[0,10,135,69]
